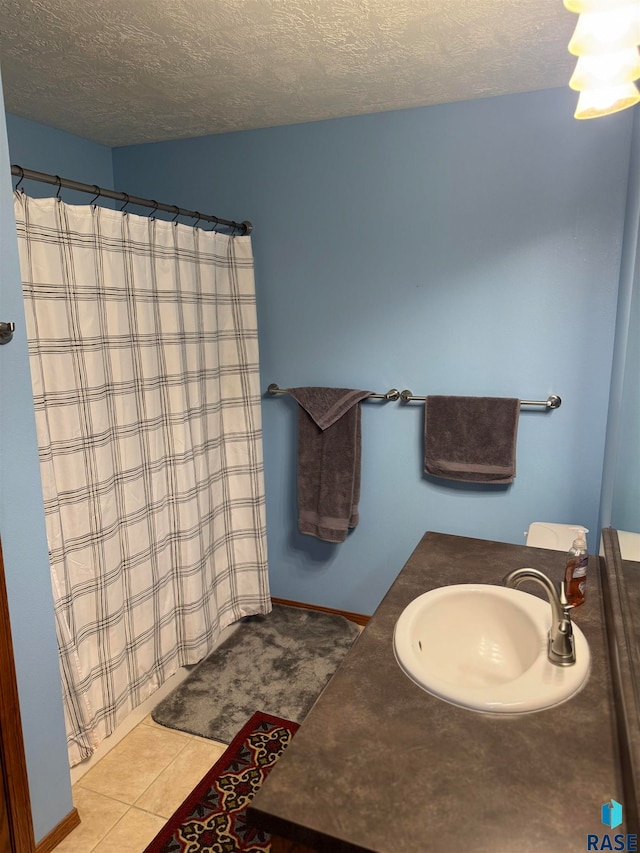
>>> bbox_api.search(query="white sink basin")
[393,583,590,714]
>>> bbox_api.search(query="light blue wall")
[113,88,634,613]
[605,105,640,534]
[613,259,640,532]
[6,112,114,199]
[0,84,72,841]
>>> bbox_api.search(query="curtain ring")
[193,211,202,228]
[119,192,130,213]
[89,185,101,205]
[148,200,159,220]
[14,166,25,193]
[171,205,180,223]
[209,217,220,233]
[55,175,62,200]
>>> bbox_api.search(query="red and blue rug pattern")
[143,711,299,853]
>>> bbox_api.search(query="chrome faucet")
[503,567,576,667]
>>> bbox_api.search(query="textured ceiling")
[0,0,576,147]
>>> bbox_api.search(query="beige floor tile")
[135,736,227,818]
[140,713,190,736]
[142,712,228,750]
[92,807,166,853]
[52,786,128,853]
[78,722,191,805]
[191,732,229,750]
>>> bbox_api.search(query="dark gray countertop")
[248,531,623,853]
[619,555,640,818]
[600,528,640,826]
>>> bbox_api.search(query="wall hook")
[0,322,15,345]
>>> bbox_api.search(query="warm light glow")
[565,0,640,119]
[570,48,640,90]
[564,0,638,13]
[574,81,640,118]
[568,6,640,55]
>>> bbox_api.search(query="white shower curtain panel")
[14,193,270,766]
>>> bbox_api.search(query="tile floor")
[56,714,228,853]
[54,614,361,851]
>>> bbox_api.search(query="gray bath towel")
[287,387,372,542]
[424,395,520,483]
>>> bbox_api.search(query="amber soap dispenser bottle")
[565,529,588,607]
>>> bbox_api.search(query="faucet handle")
[559,581,571,613]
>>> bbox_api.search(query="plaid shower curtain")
[14,193,270,766]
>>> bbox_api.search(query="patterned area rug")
[143,711,298,853]
[152,603,359,743]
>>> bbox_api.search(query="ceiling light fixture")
[564,0,640,119]
[569,49,640,90]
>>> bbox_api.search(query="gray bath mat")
[151,603,360,743]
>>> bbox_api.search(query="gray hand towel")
[287,387,372,543]
[424,396,520,484]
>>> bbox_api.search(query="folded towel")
[287,387,372,543]
[424,396,520,484]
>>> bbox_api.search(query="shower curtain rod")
[10,164,252,235]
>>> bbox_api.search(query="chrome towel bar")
[267,384,561,409]
[267,383,400,401]
[399,391,562,409]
